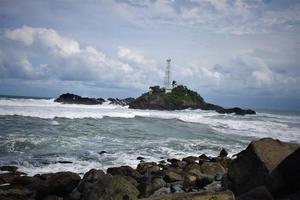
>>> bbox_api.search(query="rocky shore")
[0,138,299,200]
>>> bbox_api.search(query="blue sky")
[0,0,300,110]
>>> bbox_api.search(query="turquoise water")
[0,97,299,175]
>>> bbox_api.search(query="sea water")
[0,96,299,176]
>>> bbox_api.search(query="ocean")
[0,96,299,176]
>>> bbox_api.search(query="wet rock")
[228,138,299,195]
[167,159,187,168]
[140,190,235,200]
[0,188,32,200]
[107,166,141,179]
[200,162,226,177]
[271,147,300,198]
[38,172,81,198]
[212,157,232,170]
[84,174,139,200]
[170,183,184,193]
[43,195,64,200]
[77,169,105,193]
[98,151,107,155]
[137,162,160,175]
[151,187,171,197]
[137,157,145,161]
[183,173,197,187]
[182,156,199,164]
[237,186,274,200]
[219,149,228,157]
[204,181,222,192]
[57,161,73,164]
[0,166,18,173]
[164,171,183,183]
[138,177,166,198]
[66,188,81,200]
[198,154,211,163]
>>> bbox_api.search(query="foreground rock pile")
[0,138,299,200]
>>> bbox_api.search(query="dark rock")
[43,195,64,200]
[211,157,232,170]
[167,159,186,168]
[139,190,235,200]
[237,186,274,200]
[38,172,81,198]
[151,187,171,197]
[0,188,32,200]
[199,154,211,162]
[57,161,73,164]
[98,151,107,155]
[200,162,225,177]
[137,162,160,175]
[137,157,145,160]
[107,166,141,179]
[66,188,81,200]
[228,138,299,195]
[84,174,139,200]
[54,93,104,105]
[219,149,228,157]
[0,166,18,173]
[216,107,256,115]
[164,171,183,183]
[182,156,199,164]
[138,177,166,198]
[271,147,300,198]
[77,169,105,193]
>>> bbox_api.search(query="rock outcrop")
[54,93,105,105]
[227,138,299,198]
[129,85,255,115]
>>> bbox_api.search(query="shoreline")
[0,137,299,200]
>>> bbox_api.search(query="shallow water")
[0,97,299,175]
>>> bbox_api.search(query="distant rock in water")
[55,93,105,105]
[129,85,256,115]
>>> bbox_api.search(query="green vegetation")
[148,85,205,106]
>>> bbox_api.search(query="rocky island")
[55,85,256,115]
[0,138,299,200]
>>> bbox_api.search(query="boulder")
[216,107,256,115]
[164,171,183,182]
[182,156,199,164]
[228,138,299,195]
[237,186,274,200]
[0,188,32,200]
[138,177,166,198]
[137,162,160,175]
[77,169,105,193]
[107,166,141,179]
[37,172,81,198]
[200,162,225,177]
[219,149,228,157]
[84,174,139,200]
[270,147,300,197]
[140,190,235,200]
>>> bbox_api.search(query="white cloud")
[5,25,81,57]
[2,25,162,89]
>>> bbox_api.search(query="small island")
[54,85,256,115]
[129,85,256,115]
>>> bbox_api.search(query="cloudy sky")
[0,0,300,110]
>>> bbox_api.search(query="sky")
[0,0,300,110]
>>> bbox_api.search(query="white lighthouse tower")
[164,59,172,93]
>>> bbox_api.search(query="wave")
[1,98,300,142]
